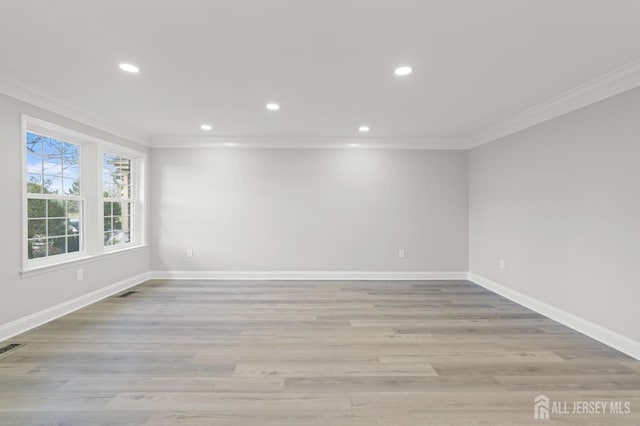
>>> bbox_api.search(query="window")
[103,153,133,247]
[22,116,146,271]
[26,132,83,260]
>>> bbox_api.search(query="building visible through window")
[23,117,145,271]
[103,153,133,247]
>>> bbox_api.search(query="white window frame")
[100,145,145,252]
[21,115,146,272]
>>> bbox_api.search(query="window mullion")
[83,142,100,256]
[22,116,145,271]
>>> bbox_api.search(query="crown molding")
[150,135,471,150]
[4,56,640,151]
[469,57,640,148]
[0,73,151,147]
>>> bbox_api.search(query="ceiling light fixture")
[200,124,212,131]
[394,66,412,76]
[266,103,280,111]
[349,143,359,148]
[224,142,237,147]
[119,63,140,73]
[358,126,370,132]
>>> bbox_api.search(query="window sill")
[20,244,148,279]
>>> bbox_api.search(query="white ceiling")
[1,0,640,147]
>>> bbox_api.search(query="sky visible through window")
[26,132,82,260]
[23,126,144,266]
[26,132,79,195]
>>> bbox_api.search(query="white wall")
[150,148,468,273]
[469,87,640,342]
[0,93,150,328]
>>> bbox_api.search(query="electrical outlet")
[76,269,84,281]
[499,259,505,269]
[186,248,193,258]
[398,249,405,258]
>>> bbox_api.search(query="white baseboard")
[467,272,640,361]
[0,271,152,343]
[149,270,468,281]
[5,269,636,361]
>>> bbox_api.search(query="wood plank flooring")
[1,279,639,425]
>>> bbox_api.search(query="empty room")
[1,1,639,424]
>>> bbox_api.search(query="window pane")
[110,230,126,246]
[28,219,46,238]
[68,219,80,236]
[26,133,80,196]
[48,219,67,237]
[47,237,66,256]
[113,201,123,216]
[26,132,43,164]
[42,137,63,177]
[110,201,131,217]
[103,153,132,199]
[67,200,80,215]
[47,200,66,218]
[113,216,122,230]
[26,151,43,173]
[26,135,43,190]
[67,201,81,236]
[102,172,111,196]
[43,175,63,194]
[116,177,130,198]
[102,152,135,248]
[103,153,116,170]
[63,143,79,179]
[27,174,43,194]
[103,154,115,197]
[67,235,80,253]
[28,199,46,218]
[28,238,47,259]
[25,130,85,264]
[64,178,80,195]
[27,133,81,197]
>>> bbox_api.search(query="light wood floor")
[1,279,639,425]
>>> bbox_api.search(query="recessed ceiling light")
[358,126,370,132]
[266,103,280,111]
[349,143,359,148]
[394,66,412,76]
[200,124,212,131]
[119,63,140,73]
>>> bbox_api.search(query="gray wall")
[151,148,468,272]
[0,93,150,326]
[469,87,640,342]
[7,78,638,352]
